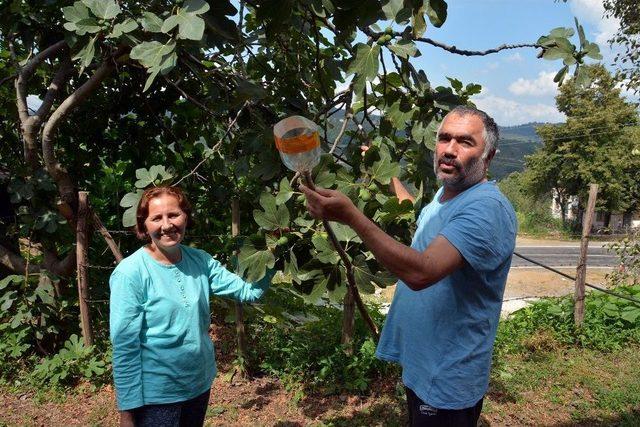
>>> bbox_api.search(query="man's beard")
[433,154,486,192]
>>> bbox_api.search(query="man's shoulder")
[464,182,515,214]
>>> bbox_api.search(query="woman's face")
[143,194,187,250]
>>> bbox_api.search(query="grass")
[486,343,640,425]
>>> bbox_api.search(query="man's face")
[433,113,489,192]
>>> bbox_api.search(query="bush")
[249,291,388,394]
[31,334,110,388]
[495,285,640,356]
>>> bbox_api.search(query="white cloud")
[505,52,524,62]
[474,94,565,126]
[508,71,559,96]
[569,0,621,62]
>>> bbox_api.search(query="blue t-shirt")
[109,245,270,410]
[375,181,517,409]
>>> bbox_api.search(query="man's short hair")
[443,106,499,159]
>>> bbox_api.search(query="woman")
[109,186,270,427]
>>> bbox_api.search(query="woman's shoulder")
[111,247,146,280]
[181,245,214,265]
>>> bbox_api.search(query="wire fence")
[512,251,640,307]
[86,229,640,308]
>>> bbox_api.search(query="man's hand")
[120,410,135,427]
[299,185,357,224]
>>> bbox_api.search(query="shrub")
[31,334,110,388]
[495,285,640,356]
[249,291,387,394]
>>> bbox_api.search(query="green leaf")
[347,43,381,93]
[353,256,376,294]
[382,0,403,20]
[161,1,209,41]
[302,276,328,304]
[276,177,294,205]
[328,221,361,244]
[584,42,602,60]
[73,36,96,72]
[575,18,586,49]
[411,4,427,38]
[253,193,290,230]
[183,0,211,14]
[621,307,640,323]
[177,12,206,40]
[370,156,400,185]
[373,197,414,225]
[134,167,155,187]
[65,17,101,35]
[387,100,414,129]
[149,165,174,182]
[109,18,138,38]
[553,65,569,84]
[63,2,90,23]
[161,15,180,33]
[143,70,159,92]
[122,206,137,227]
[312,233,340,264]
[0,275,22,290]
[120,189,144,208]
[426,0,447,28]
[549,27,574,39]
[140,12,164,32]
[388,40,418,59]
[82,0,121,20]
[237,245,275,282]
[314,171,336,188]
[130,41,176,68]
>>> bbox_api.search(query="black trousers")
[405,387,483,427]
[132,389,211,427]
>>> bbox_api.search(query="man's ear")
[485,148,496,165]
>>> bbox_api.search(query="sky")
[406,0,637,126]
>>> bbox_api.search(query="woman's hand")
[120,410,135,427]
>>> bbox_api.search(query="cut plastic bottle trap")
[273,115,321,173]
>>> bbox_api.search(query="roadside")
[377,236,617,317]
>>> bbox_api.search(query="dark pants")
[405,387,483,427]
[133,389,211,427]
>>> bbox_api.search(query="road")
[511,243,619,268]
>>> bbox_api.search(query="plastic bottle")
[273,116,322,172]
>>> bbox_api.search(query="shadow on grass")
[238,380,280,410]
[312,401,406,427]
[486,379,519,404]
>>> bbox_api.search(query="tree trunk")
[232,199,248,378]
[341,285,356,355]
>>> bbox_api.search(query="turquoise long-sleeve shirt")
[109,245,269,411]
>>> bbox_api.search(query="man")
[300,106,516,426]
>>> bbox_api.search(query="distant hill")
[490,123,545,180]
[325,113,546,180]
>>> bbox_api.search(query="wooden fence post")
[232,199,248,378]
[574,183,598,327]
[76,191,94,346]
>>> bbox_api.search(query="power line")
[499,122,638,146]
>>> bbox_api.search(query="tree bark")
[232,199,248,378]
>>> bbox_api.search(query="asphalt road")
[511,244,619,268]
